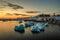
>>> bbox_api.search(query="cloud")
[8,3,24,10]
[13,13,29,16]
[26,11,40,13]
[6,13,13,15]
[2,1,24,10]
[6,13,30,16]
[0,7,5,8]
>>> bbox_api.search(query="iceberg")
[31,23,45,33]
[14,24,25,33]
[25,21,34,27]
[45,22,49,27]
[31,25,40,33]
[36,23,45,31]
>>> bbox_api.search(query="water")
[0,21,60,40]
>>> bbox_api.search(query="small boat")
[14,24,25,33]
[25,21,34,27]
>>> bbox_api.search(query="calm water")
[0,21,60,40]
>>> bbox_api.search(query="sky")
[1,0,59,11]
[0,0,60,18]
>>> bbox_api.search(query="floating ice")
[14,24,25,33]
[45,22,49,27]
[31,23,45,33]
[31,25,40,33]
[25,21,34,27]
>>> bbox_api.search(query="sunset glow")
[0,0,60,18]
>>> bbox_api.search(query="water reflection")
[0,21,60,40]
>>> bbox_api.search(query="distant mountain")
[34,14,50,18]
